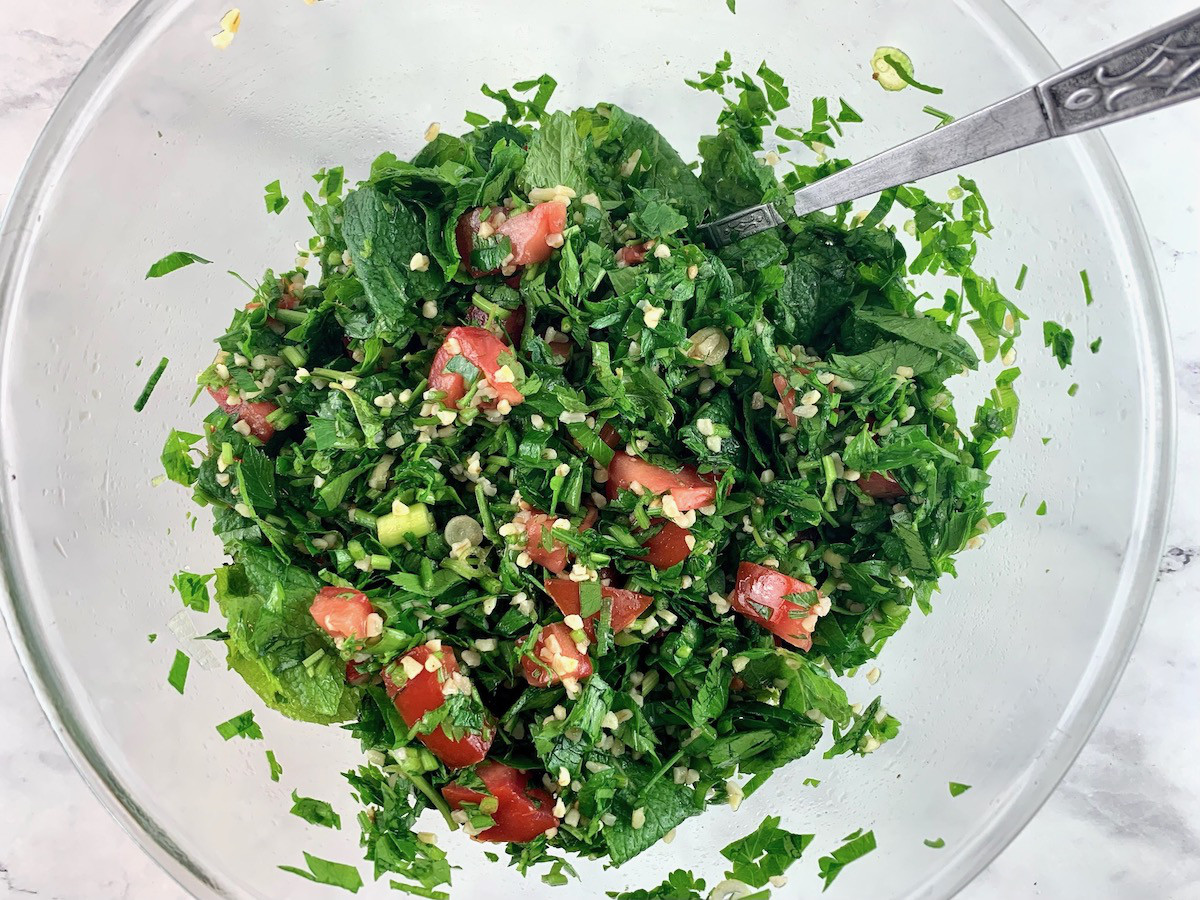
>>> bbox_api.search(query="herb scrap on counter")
[159,53,1024,892]
[948,781,972,797]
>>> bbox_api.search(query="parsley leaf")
[1042,321,1075,369]
[264,179,290,214]
[949,781,972,797]
[720,815,813,887]
[278,852,363,893]
[817,829,877,891]
[289,790,342,829]
[167,650,190,694]
[145,250,211,278]
[216,709,263,741]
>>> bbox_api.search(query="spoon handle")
[702,8,1200,247]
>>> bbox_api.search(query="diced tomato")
[309,586,374,641]
[208,385,278,442]
[636,520,692,569]
[616,241,652,267]
[456,202,568,276]
[772,373,798,427]
[599,423,621,448]
[465,302,527,344]
[524,507,598,575]
[428,326,524,410]
[345,660,371,686]
[383,644,495,769]
[606,451,717,512]
[521,622,594,688]
[545,580,654,640]
[858,471,905,499]
[497,201,568,267]
[455,207,503,278]
[728,561,830,651]
[442,762,558,843]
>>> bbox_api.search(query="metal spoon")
[701,8,1200,247]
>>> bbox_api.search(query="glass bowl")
[0,0,1173,897]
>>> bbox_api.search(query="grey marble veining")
[1,2,1198,898]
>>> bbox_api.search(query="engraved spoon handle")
[702,8,1200,247]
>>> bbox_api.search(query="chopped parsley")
[720,815,812,887]
[278,852,363,893]
[608,870,707,899]
[1090,337,1102,354]
[264,179,290,215]
[817,829,877,891]
[1043,321,1075,369]
[289,790,342,829]
[144,250,211,279]
[948,781,972,796]
[216,710,263,741]
[267,750,283,782]
[1036,500,1047,516]
[158,56,1027,892]
[167,650,190,694]
[172,571,211,612]
[924,837,946,849]
[133,356,169,412]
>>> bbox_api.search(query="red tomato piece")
[523,507,598,575]
[383,644,495,769]
[455,207,503,278]
[345,660,371,686]
[545,580,654,640]
[858,472,905,499]
[208,385,278,443]
[636,520,693,569]
[728,561,830,652]
[606,451,717,512]
[772,373,798,427]
[521,622,594,688]
[309,586,374,641]
[615,241,652,267]
[465,302,527,345]
[442,762,558,843]
[497,201,568,267]
[428,326,524,410]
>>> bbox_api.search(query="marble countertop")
[1,1,1197,898]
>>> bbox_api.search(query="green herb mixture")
[159,56,1024,895]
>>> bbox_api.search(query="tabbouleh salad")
[156,54,1024,896]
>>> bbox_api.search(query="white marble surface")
[1,1,1198,898]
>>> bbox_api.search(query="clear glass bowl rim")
[0,1,1176,897]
